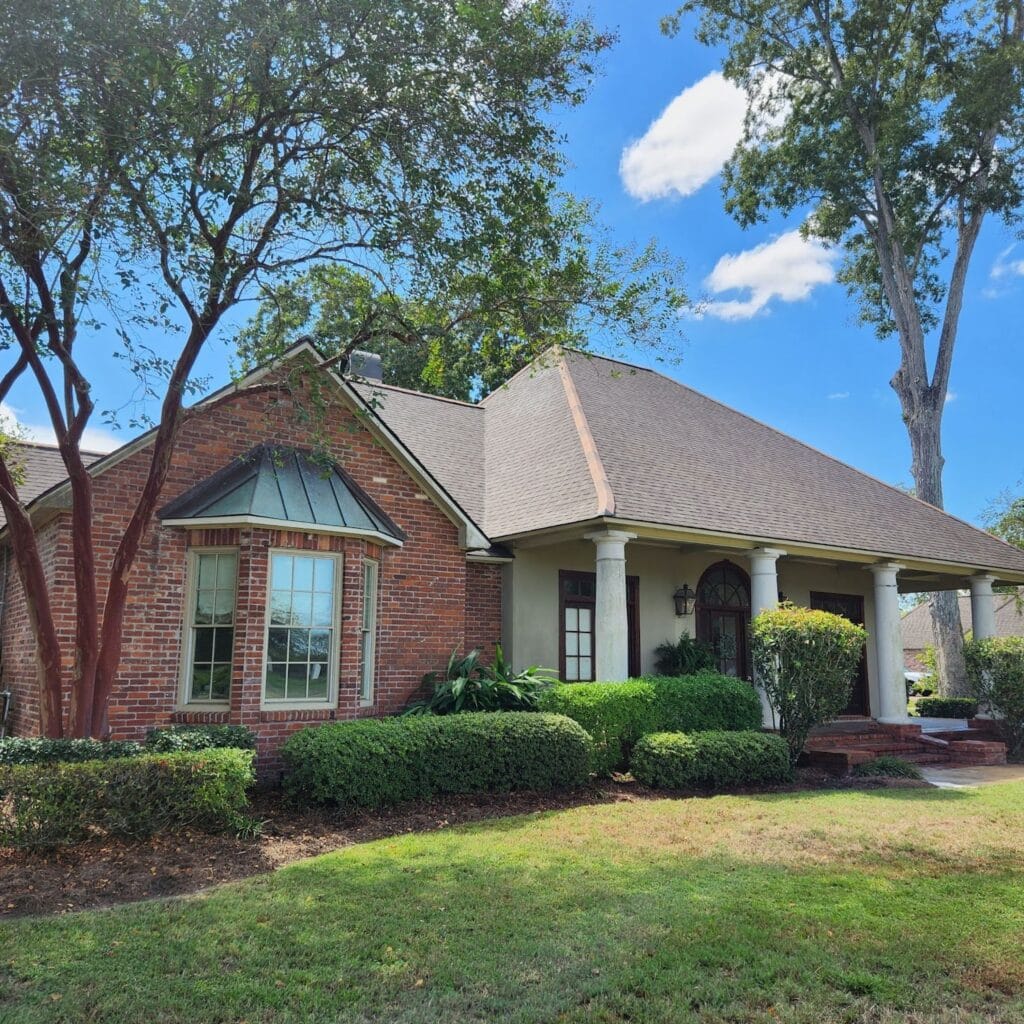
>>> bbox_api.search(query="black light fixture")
[673,583,696,616]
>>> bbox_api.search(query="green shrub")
[914,696,978,719]
[653,633,714,676]
[281,712,592,808]
[405,646,556,715]
[539,673,763,775]
[538,681,658,774]
[144,724,257,752]
[630,731,791,790]
[853,756,923,780]
[911,677,936,697]
[0,748,255,848]
[751,604,867,765]
[0,737,142,766]
[964,636,1024,756]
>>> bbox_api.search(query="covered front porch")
[500,521,1009,729]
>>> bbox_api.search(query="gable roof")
[0,442,106,528]
[902,593,1024,649]
[159,445,405,544]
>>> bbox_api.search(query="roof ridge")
[478,346,563,405]
[562,348,1015,562]
[557,352,615,517]
[11,439,108,456]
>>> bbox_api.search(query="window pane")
[565,657,579,681]
[292,556,314,592]
[314,558,334,593]
[194,591,214,626]
[287,663,309,700]
[565,607,578,631]
[213,628,233,662]
[580,578,595,598]
[214,590,234,625]
[578,608,592,631]
[265,664,287,699]
[565,633,578,656]
[190,666,211,701]
[270,554,293,589]
[288,629,310,660]
[579,657,592,680]
[309,629,330,662]
[197,554,217,590]
[210,664,231,701]
[579,633,592,657]
[312,592,333,628]
[290,590,313,627]
[307,669,328,701]
[216,553,237,589]
[270,592,291,626]
[194,629,213,662]
[267,628,288,662]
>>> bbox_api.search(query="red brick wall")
[0,374,504,773]
[465,562,503,659]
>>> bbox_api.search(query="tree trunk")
[905,407,968,696]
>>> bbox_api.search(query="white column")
[869,562,907,723]
[585,530,636,681]
[970,574,997,640]
[748,547,785,726]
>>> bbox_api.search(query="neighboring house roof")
[0,442,105,528]
[159,445,406,545]
[902,593,1024,650]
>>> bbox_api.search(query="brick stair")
[803,719,1007,775]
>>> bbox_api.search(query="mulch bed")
[0,769,926,920]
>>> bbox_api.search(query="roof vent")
[348,350,383,383]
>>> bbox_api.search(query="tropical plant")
[652,632,714,677]
[404,646,557,716]
[751,604,867,765]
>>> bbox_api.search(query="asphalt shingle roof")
[902,593,1024,649]
[0,443,105,528]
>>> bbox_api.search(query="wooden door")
[809,592,869,716]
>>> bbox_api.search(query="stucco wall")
[504,539,879,714]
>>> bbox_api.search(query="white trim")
[466,552,514,564]
[177,547,238,711]
[162,515,403,548]
[359,557,379,707]
[260,548,344,712]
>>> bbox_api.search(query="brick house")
[4,342,1024,768]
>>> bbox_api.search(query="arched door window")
[695,561,751,678]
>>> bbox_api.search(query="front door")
[810,591,869,716]
[695,561,752,679]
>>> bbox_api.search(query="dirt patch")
[0,770,926,919]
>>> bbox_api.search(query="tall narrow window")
[265,552,339,704]
[185,551,237,703]
[360,559,379,704]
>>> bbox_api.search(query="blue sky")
[3,1,1022,526]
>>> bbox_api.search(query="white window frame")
[178,547,238,709]
[261,549,343,711]
[359,558,379,706]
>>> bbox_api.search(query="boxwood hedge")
[281,712,592,808]
[538,672,763,774]
[0,748,255,848]
[144,724,257,752]
[630,730,791,790]
[914,696,979,719]
[0,737,142,766]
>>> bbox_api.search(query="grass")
[4,783,1024,1023]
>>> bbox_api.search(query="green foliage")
[538,681,659,775]
[964,637,1024,756]
[652,633,715,677]
[404,646,556,715]
[281,712,592,808]
[0,749,254,848]
[538,673,763,775]
[751,605,867,765]
[0,737,142,766]
[853,756,923,781]
[144,725,257,752]
[911,678,937,698]
[914,697,978,720]
[630,730,791,790]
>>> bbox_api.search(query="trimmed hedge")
[538,673,763,774]
[853,756,923,780]
[915,696,978,719]
[0,748,255,848]
[145,724,257,752]
[630,731,791,790]
[0,737,142,766]
[281,712,592,808]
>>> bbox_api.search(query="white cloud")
[702,230,836,321]
[991,245,1024,281]
[828,391,850,400]
[620,72,748,201]
[0,402,120,453]
[945,390,958,405]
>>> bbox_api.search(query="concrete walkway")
[921,763,1024,789]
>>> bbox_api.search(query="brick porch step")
[804,729,1007,775]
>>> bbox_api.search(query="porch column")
[748,547,785,726]
[869,562,907,723]
[970,574,998,640]
[585,530,636,681]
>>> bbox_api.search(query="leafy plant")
[0,749,254,848]
[281,713,592,808]
[404,646,556,715]
[751,605,867,766]
[0,737,142,766]
[630,731,791,790]
[144,725,257,752]
[964,637,1024,757]
[853,756,923,781]
[653,633,715,676]
[914,697,978,720]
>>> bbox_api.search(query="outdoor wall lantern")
[673,583,696,616]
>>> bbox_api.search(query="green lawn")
[4,783,1024,1023]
